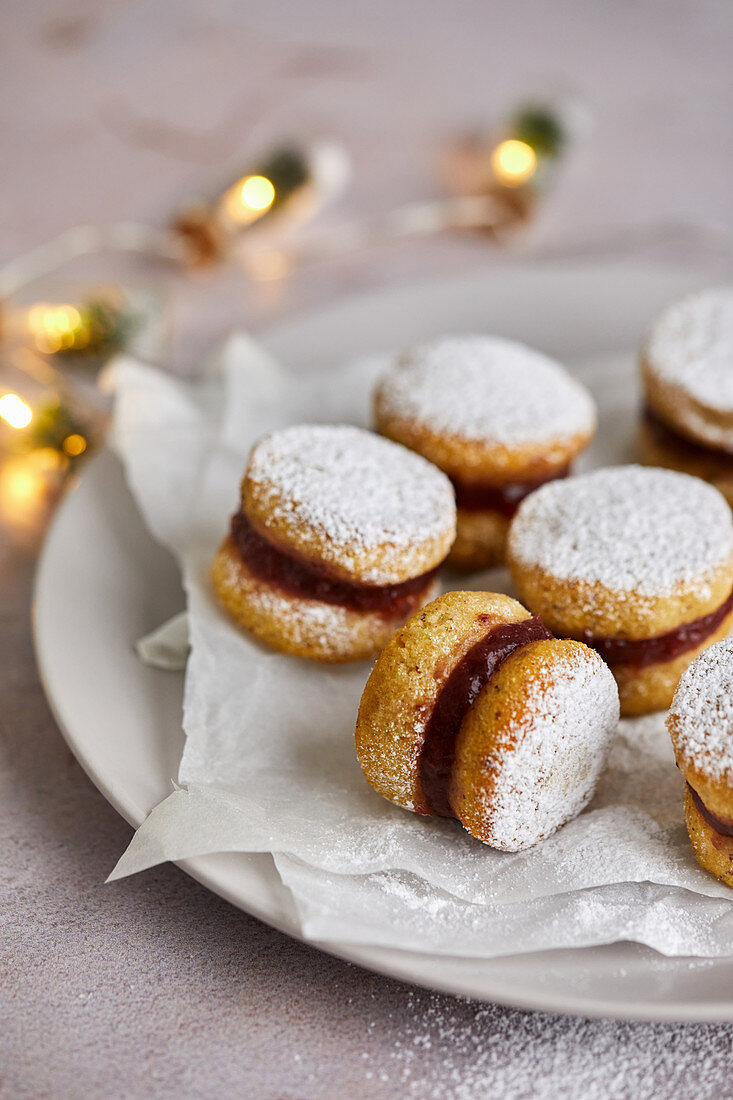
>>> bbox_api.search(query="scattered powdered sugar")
[247,424,455,571]
[509,465,733,596]
[669,636,733,782]
[361,987,733,1100]
[376,334,596,444]
[485,648,619,850]
[645,287,733,411]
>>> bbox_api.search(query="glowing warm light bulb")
[240,175,276,210]
[62,433,87,457]
[222,175,276,226]
[0,392,33,429]
[0,454,47,530]
[28,303,84,353]
[490,139,538,187]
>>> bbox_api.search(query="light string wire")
[0,223,185,299]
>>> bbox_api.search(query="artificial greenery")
[27,396,88,453]
[253,146,311,211]
[57,295,137,363]
[513,106,566,159]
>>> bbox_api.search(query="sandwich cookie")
[508,465,733,715]
[212,424,456,662]
[355,591,619,851]
[641,287,733,504]
[668,637,733,887]
[374,335,596,569]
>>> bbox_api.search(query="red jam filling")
[644,406,733,463]
[687,783,733,838]
[416,615,552,817]
[230,510,439,616]
[578,589,733,669]
[451,465,571,518]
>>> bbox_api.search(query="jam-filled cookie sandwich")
[211,424,456,662]
[373,335,596,570]
[508,465,733,716]
[667,637,733,888]
[640,287,733,505]
[355,591,619,851]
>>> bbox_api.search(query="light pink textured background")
[3,1,733,1096]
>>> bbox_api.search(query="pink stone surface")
[3,1,733,1095]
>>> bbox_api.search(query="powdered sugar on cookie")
[479,645,619,851]
[509,466,733,597]
[645,287,733,412]
[376,335,596,445]
[668,636,733,782]
[247,424,455,563]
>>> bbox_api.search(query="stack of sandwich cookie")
[507,465,733,715]
[211,424,456,662]
[668,637,733,887]
[355,591,619,851]
[640,287,733,504]
[373,335,596,569]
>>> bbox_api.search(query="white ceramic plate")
[34,261,733,1021]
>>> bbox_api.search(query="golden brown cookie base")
[211,536,438,663]
[684,785,733,888]
[610,610,733,715]
[669,739,733,824]
[509,553,732,641]
[641,354,733,458]
[356,592,530,810]
[448,509,510,570]
[375,403,593,484]
[639,418,733,508]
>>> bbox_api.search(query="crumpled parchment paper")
[107,336,733,958]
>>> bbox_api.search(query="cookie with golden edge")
[212,424,456,662]
[508,465,733,715]
[639,414,733,508]
[211,537,440,663]
[373,335,596,570]
[641,287,733,453]
[355,591,619,851]
[640,287,733,505]
[667,637,733,888]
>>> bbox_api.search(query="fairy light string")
[0,105,575,519]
